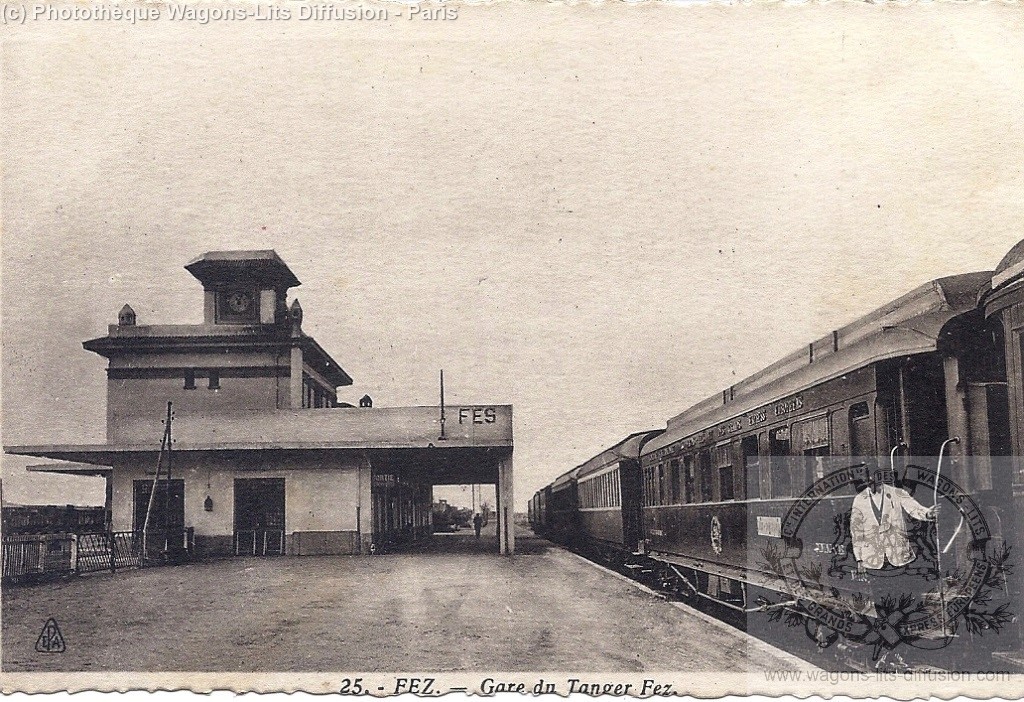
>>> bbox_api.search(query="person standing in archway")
[473,513,483,539]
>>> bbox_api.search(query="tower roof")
[185,250,301,289]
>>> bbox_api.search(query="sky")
[2,2,1022,510]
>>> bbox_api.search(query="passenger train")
[529,239,1024,671]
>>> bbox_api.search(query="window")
[184,369,196,390]
[669,459,681,505]
[805,445,828,481]
[698,450,713,502]
[793,415,829,484]
[769,427,792,498]
[716,444,734,501]
[741,435,759,500]
[208,370,220,390]
[582,470,620,509]
[683,455,695,504]
[656,464,664,506]
[849,402,873,457]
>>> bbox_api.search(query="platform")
[1,528,813,673]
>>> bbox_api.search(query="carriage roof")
[575,430,664,480]
[643,271,992,456]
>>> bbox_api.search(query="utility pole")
[164,401,173,555]
[439,369,447,440]
[141,402,173,561]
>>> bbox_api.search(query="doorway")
[133,479,185,556]
[234,478,285,556]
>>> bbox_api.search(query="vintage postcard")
[1,0,1023,698]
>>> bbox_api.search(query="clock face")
[227,292,252,313]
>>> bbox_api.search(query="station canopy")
[10,405,513,487]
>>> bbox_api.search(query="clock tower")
[82,250,352,443]
[184,250,300,326]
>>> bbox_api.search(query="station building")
[6,251,515,556]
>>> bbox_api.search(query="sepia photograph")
[1,0,1023,697]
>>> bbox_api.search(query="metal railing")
[234,529,285,556]
[2,529,194,583]
[2,534,75,581]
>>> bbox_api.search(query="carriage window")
[793,415,830,483]
[669,459,681,504]
[805,446,828,481]
[683,455,695,504]
[769,427,791,498]
[741,435,759,500]
[698,450,713,502]
[715,444,734,501]
[657,464,666,505]
[849,402,873,457]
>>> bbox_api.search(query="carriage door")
[621,461,644,552]
[234,478,285,556]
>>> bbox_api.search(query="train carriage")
[547,468,582,548]
[528,490,547,536]
[532,239,1024,671]
[637,271,1012,667]
[574,430,663,565]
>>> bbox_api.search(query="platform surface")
[2,527,811,672]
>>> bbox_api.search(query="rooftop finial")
[118,304,136,326]
[289,299,303,336]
